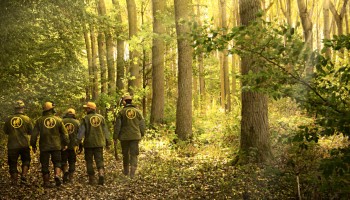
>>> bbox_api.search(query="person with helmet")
[3,100,33,185]
[30,101,69,187]
[77,102,111,185]
[61,108,80,183]
[114,95,145,178]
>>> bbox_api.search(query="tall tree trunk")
[219,0,230,112]
[112,0,125,92]
[150,0,166,125]
[329,0,349,57]
[126,0,140,95]
[101,0,116,96]
[239,0,271,163]
[174,0,193,140]
[90,25,99,100]
[297,0,313,76]
[97,0,107,95]
[231,0,239,103]
[323,0,331,58]
[196,1,205,112]
[329,0,349,36]
[98,32,107,94]
[140,1,148,118]
[84,25,92,100]
[106,31,116,96]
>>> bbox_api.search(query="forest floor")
[0,143,244,200]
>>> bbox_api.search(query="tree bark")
[96,0,107,95]
[126,0,140,95]
[174,0,193,140]
[112,0,125,92]
[239,0,271,163]
[84,25,92,100]
[150,0,166,125]
[219,0,230,112]
[323,0,331,58]
[90,25,99,100]
[296,0,313,75]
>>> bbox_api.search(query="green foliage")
[0,0,87,119]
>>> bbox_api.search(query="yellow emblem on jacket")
[90,116,102,127]
[11,117,23,128]
[44,117,56,129]
[65,123,75,134]
[126,109,136,119]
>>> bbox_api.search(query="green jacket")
[3,112,33,150]
[114,104,145,141]
[77,111,111,148]
[30,111,69,151]
[62,114,80,150]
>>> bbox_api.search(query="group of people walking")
[3,95,145,187]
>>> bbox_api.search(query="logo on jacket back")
[90,116,102,127]
[126,109,136,119]
[65,123,75,134]
[44,117,56,129]
[11,117,23,128]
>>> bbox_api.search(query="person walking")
[61,108,80,183]
[3,100,33,185]
[30,101,69,187]
[77,102,111,185]
[114,95,145,178]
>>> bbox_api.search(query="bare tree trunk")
[239,0,271,163]
[90,25,99,100]
[297,0,313,75]
[323,0,331,58]
[126,0,140,95]
[84,25,92,100]
[219,0,230,112]
[112,0,125,92]
[96,0,107,95]
[150,0,166,125]
[174,0,193,140]
[329,0,349,36]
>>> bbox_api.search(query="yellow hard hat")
[123,95,132,101]
[15,100,25,109]
[43,102,55,111]
[83,102,96,110]
[66,108,76,115]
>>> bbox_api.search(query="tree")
[126,0,140,94]
[112,0,126,92]
[239,0,271,163]
[297,0,313,75]
[97,0,107,94]
[174,0,193,140]
[91,25,100,100]
[150,0,166,125]
[219,0,230,112]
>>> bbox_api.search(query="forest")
[0,0,350,199]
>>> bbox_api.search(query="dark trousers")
[8,147,31,174]
[40,150,61,175]
[120,140,139,167]
[84,147,104,175]
[61,149,77,173]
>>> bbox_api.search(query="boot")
[88,175,96,185]
[63,172,69,183]
[10,173,18,186]
[130,166,137,179]
[21,166,29,185]
[98,169,104,185]
[43,174,50,188]
[68,172,74,183]
[122,164,129,176]
[54,168,62,187]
